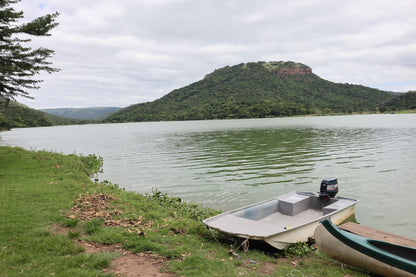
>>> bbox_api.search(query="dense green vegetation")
[0,100,85,129]
[0,146,368,276]
[378,91,416,112]
[40,107,121,120]
[106,61,393,122]
[0,100,50,129]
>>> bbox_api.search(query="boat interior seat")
[206,214,283,237]
[278,193,311,216]
[322,197,354,215]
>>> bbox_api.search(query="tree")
[0,0,59,101]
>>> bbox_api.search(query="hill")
[105,61,393,122]
[378,91,416,112]
[40,107,121,120]
[0,99,85,129]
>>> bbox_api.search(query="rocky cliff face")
[260,61,313,77]
[272,67,312,76]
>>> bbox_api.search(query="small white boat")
[203,178,359,249]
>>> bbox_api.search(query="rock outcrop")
[272,67,312,76]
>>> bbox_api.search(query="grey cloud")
[14,0,416,108]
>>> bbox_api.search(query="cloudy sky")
[14,0,416,109]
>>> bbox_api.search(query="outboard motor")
[319,178,339,202]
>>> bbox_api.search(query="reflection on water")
[0,114,415,238]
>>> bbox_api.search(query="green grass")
[0,147,110,276]
[0,146,369,276]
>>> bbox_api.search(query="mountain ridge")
[40,107,121,120]
[2,61,413,129]
[106,61,393,122]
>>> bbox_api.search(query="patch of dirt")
[59,193,175,276]
[256,261,277,275]
[109,252,175,277]
[51,223,71,236]
[80,241,175,277]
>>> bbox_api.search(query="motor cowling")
[320,178,339,199]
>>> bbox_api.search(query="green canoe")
[315,219,416,276]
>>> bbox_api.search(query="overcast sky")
[15,0,416,109]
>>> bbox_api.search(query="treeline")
[40,107,121,120]
[108,101,314,122]
[0,100,85,130]
[378,91,416,112]
[106,61,392,122]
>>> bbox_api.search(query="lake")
[1,114,415,238]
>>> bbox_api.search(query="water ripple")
[1,115,415,238]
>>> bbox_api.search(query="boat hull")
[315,220,416,277]
[266,204,356,249]
[203,191,359,250]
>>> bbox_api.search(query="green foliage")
[280,242,314,257]
[61,217,79,228]
[145,189,219,221]
[0,98,86,128]
[68,230,81,239]
[0,0,59,100]
[378,91,416,112]
[0,99,52,128]
[106,61,392,122]
[80,154,104,175]
[0,111,9,130]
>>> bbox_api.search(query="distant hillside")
[40,107,121,120]
[378,91,416,112]
[106,61,392,122]
[0,100,85,129]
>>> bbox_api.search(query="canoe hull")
[315,221,416,277]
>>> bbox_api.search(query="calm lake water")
[1,114,415,238]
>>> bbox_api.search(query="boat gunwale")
[320,219,416,275]
[203,191,359,239]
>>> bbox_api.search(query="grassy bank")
[0,146,368,276]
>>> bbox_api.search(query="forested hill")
[40,107,121,120]
[106,61,393,122]
[378,91,416,112]
[0,100,85,129]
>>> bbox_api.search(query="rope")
[228,238,261,265]
[232,237,250,252]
